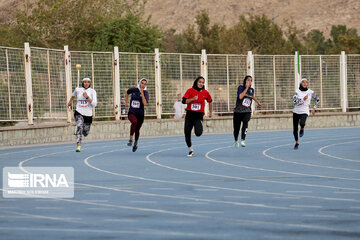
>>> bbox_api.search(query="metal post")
[340,51,347,112]
[64,45,72,123]
[47,49,52,117]
[24,42,33,125]
[247,51,255,114]
[91,52,95,117]
[273,55,277,110]
[319,56,323,108]
[226,55,230,112]
[179,54,183,96]
[113,47,121,120]
[201,49,209,116]
[294,51,300,90]
[5,49,11,120]
[76,64,81,87]
[154,48,162,119]
[135,54,139,83]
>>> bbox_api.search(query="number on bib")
[242,98,252,107]
[79,100,89,108]
[131,100,141,109]
[191,103,201,111]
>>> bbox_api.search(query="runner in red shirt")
[182,76,213,157]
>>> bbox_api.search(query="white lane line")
[103,219,137,222]
[223,196,250,199]
[84,192,111,195]
[318,139,360,162]
[0,187,204,219]
[272,196,300,199]
[262,136,360,173]
[166,220,198,224]
[0,226,230,238]
[87,208,116,211]
[35,207,63,210]
[179,202,209,205]
[248,212,277,216]
[302,214,337,218]
[0,207,18,209]
[0,210,84,223]
[286,191,313,193]
[80,200,109,203]
[192,210,224,214]
[12,133,358,223]
[206,138,360,184]
[150,188,174,190]
[83,147,360,204]
[333,191,360,194]
[147,143,360,193]
[83,149,296,210]
[290,205,323,209]
[130,201,157,204]
[194,188,219,192]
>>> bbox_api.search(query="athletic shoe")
[132,144,138,152]
[187,151,194,157]
[294,143,299,150]
[127,140,133,146]
[76,146,81,152]
[235,141,240,148]
[299,129,304,138]
[240,140,246,147]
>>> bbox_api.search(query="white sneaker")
[240,140,246,147]
[187,151,194,157]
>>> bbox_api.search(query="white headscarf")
[137,78,148,90]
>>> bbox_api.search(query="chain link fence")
[0,47,27,121]
[160,53,201,117]
[347,55,360,109]
[0,45,359,123]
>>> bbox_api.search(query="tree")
[283,19,305,54]
[0,0,149,50]
[241,15,287,54]
[303,30,328,54]
[328,25,360,54]
[91,14,162,52]
[173,11,226,53]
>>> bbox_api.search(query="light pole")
[76,64,81,87]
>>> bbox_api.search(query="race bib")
[242,98,252,108]
[131,100,141,109]
[79,100,89,108]
[191,103,201,111]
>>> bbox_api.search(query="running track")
[0,127,360,239]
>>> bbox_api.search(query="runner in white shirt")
[67,78,97,152]
[292,78,319,150]
[173,94,187,119]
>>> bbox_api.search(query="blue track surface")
[1,127,360,239]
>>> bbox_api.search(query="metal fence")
[0,44,359,124]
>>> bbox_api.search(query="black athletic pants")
[233,112,251,141]
[293,113,308,141]
[184,111,203,147]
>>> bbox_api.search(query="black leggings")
[293,113,308,141]
[233,112,251,141]
[184,111,203,147]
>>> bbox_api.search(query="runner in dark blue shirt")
[233,75,261,148]
[125,78,149,152]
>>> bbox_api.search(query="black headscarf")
[242,75,252,87]
[299,79,308,91]
[192,76,205,91]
